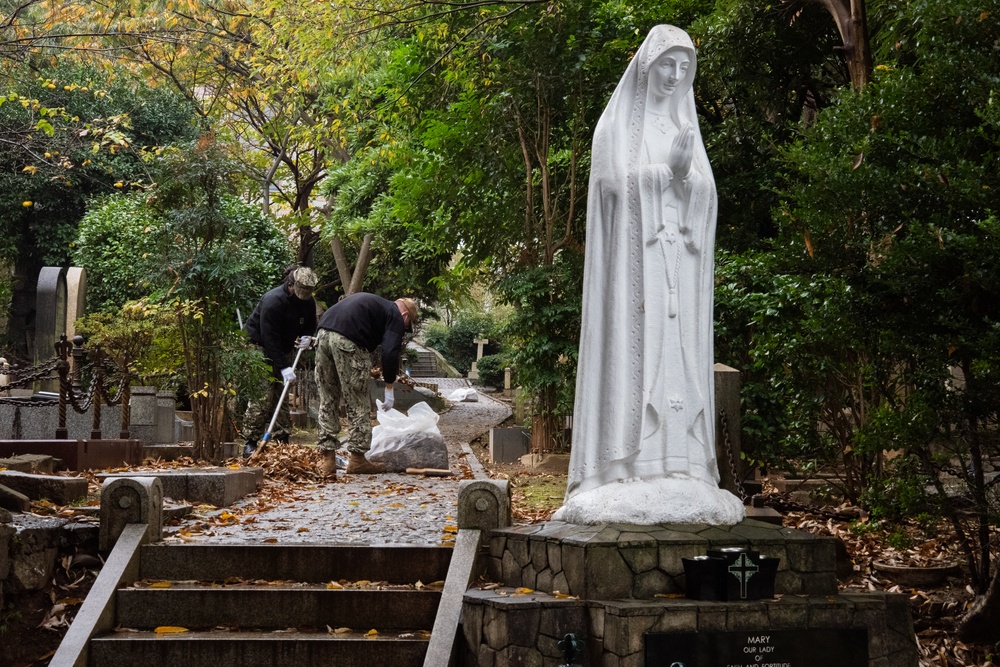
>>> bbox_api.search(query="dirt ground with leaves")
[2,388,997,666]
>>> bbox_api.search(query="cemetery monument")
[554,23,744,525]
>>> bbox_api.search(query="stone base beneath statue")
[460,588,917,667]
[553,477,745,525]
[463,519,916,666]
[487,519,838,599]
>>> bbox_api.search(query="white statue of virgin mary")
[554,25,745,525]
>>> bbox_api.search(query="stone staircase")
[53,477,509,667]
[408,349,439,378]
[86,543,452,666]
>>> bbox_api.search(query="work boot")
[242,439,258,459]
[345,452,386,475]
[320,450,339,478]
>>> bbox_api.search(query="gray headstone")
[34,266,67,390]
[489,427,529,464]
[64,267,87,340]
[155,391,176,444]
[129,386,157,445]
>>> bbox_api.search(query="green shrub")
[75,191,292,313]
[476,353,506,388]
[73,194,160,311]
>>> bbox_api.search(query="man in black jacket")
[314,292,417,475]
[243,266,318,455]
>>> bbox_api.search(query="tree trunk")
[297,224,320,265]
[530,413,558,455]
[330,233,374,296]
[960,567,1000,642]
[803,0,872,89]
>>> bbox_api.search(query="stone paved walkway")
[164,383,511,546]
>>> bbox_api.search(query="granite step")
[89,629,430,667]
[86,543,451,667]
[114,584,442,630]
[138,543,453,583]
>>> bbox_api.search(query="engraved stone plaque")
[645,629,868,667]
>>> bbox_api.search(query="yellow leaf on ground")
[326,581,343,589]
[149,581,172,589]
[154,626,189,634]
[365,628,379,638]
[264,538,278,544]
[443,525,458,533]
[514,587,534,594]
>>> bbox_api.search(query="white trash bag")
[446,387,479,402]
[367,401,449,472]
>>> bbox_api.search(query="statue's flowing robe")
[564,26,721,501]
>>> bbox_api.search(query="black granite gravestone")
[645,628,868,667]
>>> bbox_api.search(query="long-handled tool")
[248,345,306,461]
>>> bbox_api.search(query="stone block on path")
[97,467,262,507]
[0,470,88,505]
[0,454,59,474]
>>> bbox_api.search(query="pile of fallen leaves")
[248,443,329,482]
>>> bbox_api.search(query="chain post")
[719,409,747,502]
[118,362,131,440]
[71,335,86,391]
[54,334,72,439]
[91,345,103,440]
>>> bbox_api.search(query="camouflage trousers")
[243,371,291,443]
[315,329,372,454]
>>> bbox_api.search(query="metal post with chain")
[719,409,748,502]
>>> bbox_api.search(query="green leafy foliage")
[496,251,583,416]
[715,0,1000,589]
[73,194,160,311]
[0,62,196,268]
[475,353,507,388]
[141,136,292,458]
[423,311,503,375]
[74,300,182,387]
[74,190,290,315]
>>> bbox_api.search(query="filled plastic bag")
[367,401,448,471]
[447,387,479,402]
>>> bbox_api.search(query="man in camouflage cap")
[242,266,319,456]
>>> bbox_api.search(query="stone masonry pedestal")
[460,519,918,666]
